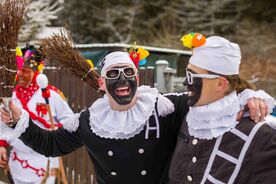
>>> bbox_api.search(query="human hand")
[0,101,22,126]
[237,98,267,123]
[0,146,8,168]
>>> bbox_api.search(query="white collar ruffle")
[187,91,241,140]
[89,86,174,139]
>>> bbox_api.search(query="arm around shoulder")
[19,110,84,157]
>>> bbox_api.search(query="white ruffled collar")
[187,91,241,140]
[89,86,174,139]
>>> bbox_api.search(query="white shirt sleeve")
[49,89,74,124]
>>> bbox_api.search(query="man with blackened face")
[98,52,139,110]
[168,36,276,184]
[184,67,222,107]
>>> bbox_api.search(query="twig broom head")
[41,28,100,91]
[0,0,29,97]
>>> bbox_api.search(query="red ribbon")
[0,140,9,147]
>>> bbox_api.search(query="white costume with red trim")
[1,83,73,183]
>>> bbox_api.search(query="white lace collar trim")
[89,86,175,139]
[187,91,241,140]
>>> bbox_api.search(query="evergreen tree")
[19,0,63,43]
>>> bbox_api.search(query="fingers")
[247,98,268,123]
[253,98,261,123]
[247,98,257,121]
[0,162,8,168]
[0,109,12,124]
[0,109,12,123]
[9,100,16,111]
[9,101,22,122]
[0,108,9,116]
[0,153,8,168]
[236,110,244,121]
[259,99,268,121]
[2,152,7,161]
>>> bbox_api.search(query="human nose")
[118,71,126,80]
[17,70,23,76]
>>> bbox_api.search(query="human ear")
[136,74,139,85]
[98,78,105,91]
[216,77,229,92]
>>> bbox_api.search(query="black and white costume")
[169,90,276,184]
[1,39,274,184]
[7,86,189,184]
[1,86,273,184]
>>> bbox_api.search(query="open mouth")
[18,79,25,84]
[115,86,131,96]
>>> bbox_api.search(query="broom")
[0,0,28,182]
[0,0,28,97]
[41,29,100,91]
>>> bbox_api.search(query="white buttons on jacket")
[108,151,113,156]
[141,170,147,175]
[187,175,193,181]
[192,139,198,145]
[192,156,197,163]
[138,149,144,154]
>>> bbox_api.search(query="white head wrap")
[189,36,241,75]
[100,51,135,76]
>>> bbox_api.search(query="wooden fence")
[44,67,155,184]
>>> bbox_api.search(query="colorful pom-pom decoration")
[16,56,24,70]
[181,33,206,49]
[128,43,149,67]
[129,51,140,67]
[16,47,23,57]
[139,59,147,66]
[137,47,149,61]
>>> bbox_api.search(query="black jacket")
[20,94,189,184]
[169,117,276,184]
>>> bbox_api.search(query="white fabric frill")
[62,113,81,133]
[89,86,175,140]
[187,91,240,140]
[0,109,29,144]
[239,89,275,113]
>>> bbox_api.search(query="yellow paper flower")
[16,47,23,57]
[137,47,149,60]
[86,59,94,69]
[181,33,206,49]
[181,34,194,48]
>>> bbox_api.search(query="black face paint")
[183,69,203,106]
[106,72,137,105]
